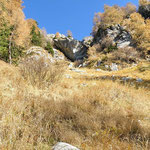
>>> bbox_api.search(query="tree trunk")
[8,32,14,64]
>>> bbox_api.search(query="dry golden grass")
[19,57,65,89]
[0,60,150,149]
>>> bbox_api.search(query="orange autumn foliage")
[0,0,38,48]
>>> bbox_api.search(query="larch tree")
[0,0,31,63]
[92,12,101,35]
[99,5,125,28]
[122,3,137,17]
[139,0,150,6]
[92,3,136,36]
[123,12,150,55]
[67,30,73,38]
[92,4,126,35]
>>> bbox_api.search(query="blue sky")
[23,0,138,40]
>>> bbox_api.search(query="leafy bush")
[0,23,11,62]
[100,37,117,53]
[112,47,139,63]
[30,25,42,46]
[88,37,116,59]
[0,23,24,63]
[45,42,54,56]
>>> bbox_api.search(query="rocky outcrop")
[48,34,88,61]
[93,24,132,48]
[52,142,80,150]
[82,36,93,48]
[138,4,150,19]
[47,25,132,62]
[26,46,65,63]
[53,48,65,61]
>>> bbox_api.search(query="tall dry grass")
[19,57,65,88]
[0,60,149,149]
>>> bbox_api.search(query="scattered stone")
[121,77,132,81]
[97,61,102,67]
[68,63,74,68]
[52,142,80,150]
[80,72,88,75]
[101,76,107,79]
[71,69,86,73]
[105,65,109,69]
[82,62,88,67]
[65,74,72,79]
[81,83,88,87]
[132,63,137,67]
[78,64,82,68]
[96,69,101,71]
[111,75,116,80]
[136,78,143,82]
[70,68,76,71]
[110,63,118,71]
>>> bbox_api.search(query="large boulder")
[26,46,65,63]
[93,24,132,48]
[48,34,88,61]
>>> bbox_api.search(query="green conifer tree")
[30,25,42,46]
[0,23,24,63]
[0,23,11,62]
[45,42,54,56]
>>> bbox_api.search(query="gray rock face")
[26,46,54,63]
[82,36,93,48]
[94,24,132,48]
[26,46,65,63]
[53,48,65,61]
[52,142,80,150]
[138,4,150,19]
[47,34,55,45]
[48,34,88,61]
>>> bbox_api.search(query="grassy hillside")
[0,59,150,149]
[0,0,150,149]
